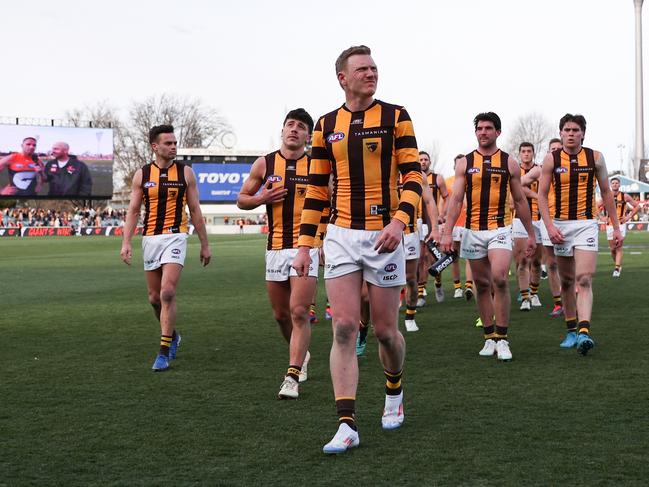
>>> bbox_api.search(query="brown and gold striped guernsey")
[520,164,540,221]
[465,150,512,231]
[298,100,422,247]
[427,172,441,207]
[142,161,188,236]
[265,151,316,250]
[552,148,598,221]
[605,191,627,225]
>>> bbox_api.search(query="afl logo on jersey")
[555,167,568,174]
[327,132,345,143]
[467,167,480,174]
[143,181,157,188]
[267,175,283,183]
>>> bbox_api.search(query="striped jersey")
[141,161,188,236]
[552,148,598,221]
[605,191,628,225]
[297,100,423,247]
[520,164,540,221]
[264,150,328,250]
[465,150,512,231]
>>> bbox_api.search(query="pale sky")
[2,0,645,176]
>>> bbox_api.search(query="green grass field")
[2,233,648,486]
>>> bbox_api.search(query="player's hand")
[525,235,536,258]
[426,225,440,245]
[200,245,212,266]
[612,229,624,250]
[291,247,312,277]
[260,179,288,204]
[374,219,404,254]
[120,243,132,265]
[547,224,564,245]
[439,229,453,254]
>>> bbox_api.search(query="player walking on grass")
[292,45,423,454]
[441,112,536,362]
[120,125,211,371]
[538,114,622,355]
[237,108,326,400]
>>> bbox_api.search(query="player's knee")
[492,276,508,290]
[474,277,491,292]
[517,258,529,271]
[333,321,357,344]
[290,303,309,323]
[374,325,397,346]
[160,287,176,303]
[560,276,574,290]
[576,273,592,289]
[548,261,558,273]
[148,292,161,307]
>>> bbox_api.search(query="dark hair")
[419,151,430,158]
[335,45,371,73]
[519,142,535,152]
[149,124,174,144]
[454,153,464,161]
[22,137,37,144]
[548,137,561,148]
[473,112,501,131]
[559,113,586,132]
[284,108,314,134]
[610,177,620,183]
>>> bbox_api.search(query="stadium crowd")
[1,206,127,228]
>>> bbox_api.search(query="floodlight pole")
[634,0,645,179]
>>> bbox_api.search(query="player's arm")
[436,175,449,223]
[508,156,536,257]
[622,193,641,223]
[185,166,212,266]
[440,157,467,252]
[537,152,562,243]
[120,170,144,265]
[236,156,286,210]
[294,118,331,275]
[375,107,423,253]
[421,181,440,242]
[520,165,541,199]
[0,154,13,170]
[595,152,623,249]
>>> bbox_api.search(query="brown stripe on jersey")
[567,151,580,220]
[282,157,297,249]
[323,111,340,225]
[478,153,492,230]
[348,110,366,229]
[142,164,153,235]
[617,192,626,219]
[265,152,277,250]
[172,163,187,232]
[465,152,475,229]
[584,148,596,219]
[153,164,169,234]
[380,105,396,227]
[494,152,510,228]
[553,150,563,219]
[429,173,439,206]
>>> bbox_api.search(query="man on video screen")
[44,142,92,197]
[0,137,44,196]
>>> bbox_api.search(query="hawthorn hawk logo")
[366,142,378,153]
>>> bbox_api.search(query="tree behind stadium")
[66,94,231,191]
[504,112,554,163]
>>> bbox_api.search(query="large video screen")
[195,163,252,202]
[0,124,113,199]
